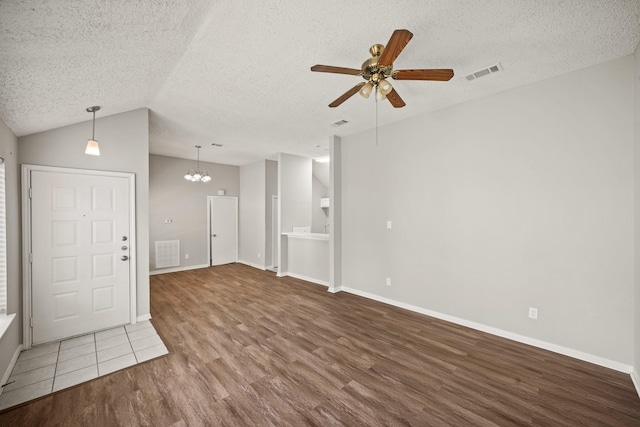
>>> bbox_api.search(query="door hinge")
[30,317,33,328]
[29,253,33,263]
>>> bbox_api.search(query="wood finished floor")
[1,263,640,426]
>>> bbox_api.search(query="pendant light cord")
[91,110,96,140]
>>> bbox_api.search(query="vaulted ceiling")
[1,1,639,165]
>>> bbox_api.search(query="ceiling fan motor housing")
[361,44,392,82]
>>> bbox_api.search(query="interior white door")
[31,170,131,345]
[210,197,237,266]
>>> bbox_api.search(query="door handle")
[121,255,129,261]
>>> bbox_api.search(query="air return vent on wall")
[466,63,503,81]
[155,240,180,268]
[331,119,349,127]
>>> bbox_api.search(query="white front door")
[210,197,237,266]
[31,170,131,344]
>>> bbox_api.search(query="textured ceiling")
[1,0,639,166]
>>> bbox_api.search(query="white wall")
[330,135,343,291]
[19,108,151,318]
[239,160,266,267]
[265,160,277,267]
[278,153,312,233]
[0,119,21,382]
[311,175,328,233]
[149,154,239,271]
[341,56,635,365]
[634,43,640,379]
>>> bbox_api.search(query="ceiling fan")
[311,29,454,108]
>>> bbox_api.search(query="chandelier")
[184,145,212,183]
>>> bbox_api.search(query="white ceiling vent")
[211,143,224,147]
[466,63,503,81]
[331,119,349,127]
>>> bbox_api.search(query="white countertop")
[282,232,329,241]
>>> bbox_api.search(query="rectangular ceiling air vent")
[466,63,503,81]
[211,143,224,147]
[331,119,349,127]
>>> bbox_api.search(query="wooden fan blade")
[311,65,362,76]
[392,69,454,81]
[329,83,365,108]
[377,29,413,68]
[386,88,406,108]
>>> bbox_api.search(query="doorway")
[22,165,137,347]
[208,196,238,266]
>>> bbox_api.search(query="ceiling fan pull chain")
[375,86,379,146]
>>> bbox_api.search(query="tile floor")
[0,321,168,411]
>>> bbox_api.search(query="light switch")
[386,221,392,229]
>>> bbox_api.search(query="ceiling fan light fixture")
[311,29,454,108]
[359,81,374,99]
[379,79,393,95]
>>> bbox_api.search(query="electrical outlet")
[386,277,391,286]
[185,253,189,260]
[258,252,261,258]
[386,221,392,229]
[528,307,538,320]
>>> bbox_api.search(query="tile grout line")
[125,325,140,364]
[51,341,62,393]
[93,333,99,377]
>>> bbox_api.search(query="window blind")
[0,158,6,314]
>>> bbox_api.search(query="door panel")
[31,171,131,344]
[210,197,237,266]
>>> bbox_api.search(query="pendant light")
[85,106,101,156]
[184,145,212,183]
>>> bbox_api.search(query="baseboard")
[237,260,266,271]
[283,272,329,287]
[631,369,640,398]
[149,264,209,275]
[327,285,342,294]
[339,286,633,374]
[0,344,23,397]
[136,314,152,322]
